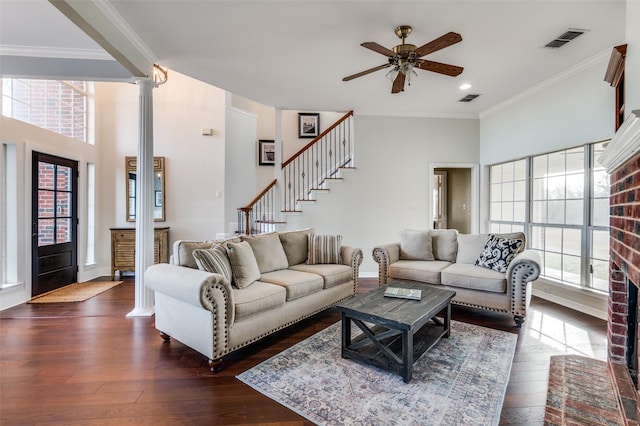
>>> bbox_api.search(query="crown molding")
[479,49,611,119]
[598,110,640,173]
[0,44,112,60]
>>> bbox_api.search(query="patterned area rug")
[28,281,123,303]
[237,320,517,426]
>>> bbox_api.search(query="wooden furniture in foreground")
[336,281,456,383]
[110,227,169,279]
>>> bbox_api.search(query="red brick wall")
[607,151,640,423]
[609,151,640,287]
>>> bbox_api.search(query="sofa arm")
[341,245,364,291]
[506,249,541,317]
[145,263,235,326]
[372,243,401,286]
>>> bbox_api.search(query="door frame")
[31,151,79,296]
[428,163,479,233]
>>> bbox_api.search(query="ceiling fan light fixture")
[385,67,399,81]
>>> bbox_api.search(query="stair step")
[255,220,287,224]
[324,177,343,181]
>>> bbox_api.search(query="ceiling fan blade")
[414,32,462,57]
[342,64,391,81]
[415,60,464,77]
[361,42,397,57]
[391,72,405,94]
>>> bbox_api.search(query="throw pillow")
[474,234,523,273]
[226,241,261,289]
[399,229,434,261]
[241,232,289,273]
[307,234,342,265]
[192,245,234,283]
[279,228,314,265]
[431,229,459,262]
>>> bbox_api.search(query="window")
[488,141,609,292]
[2,79,89,143]
[488,159,527,234]
[86,163,96,266]
[2,143,18,286]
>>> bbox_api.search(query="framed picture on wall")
[259,139,275,165]
[298,113,320,138]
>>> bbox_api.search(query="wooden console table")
[110,227,170,279]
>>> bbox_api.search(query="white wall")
[480,60,614,166]
[225,107,257,234]
[96,70,228,260]
[626,0,640,116]
[285,115,479,274]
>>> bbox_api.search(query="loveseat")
[373,229,540,327]
[145,229,363,370]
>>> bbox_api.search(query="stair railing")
[237,179,279,235]
[237,110,354,234]
[282,110,354,212]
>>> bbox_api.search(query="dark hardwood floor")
[0,277,607,425]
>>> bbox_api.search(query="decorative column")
[127,78,156,317]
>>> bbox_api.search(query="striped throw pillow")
[307,234,342,265]
[192,245,233,283]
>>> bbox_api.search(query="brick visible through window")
[2,79,89,143]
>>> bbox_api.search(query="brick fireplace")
[600,110,640,425]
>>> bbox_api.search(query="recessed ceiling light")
[459,83,472,90]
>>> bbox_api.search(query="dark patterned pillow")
[474,234,523,273]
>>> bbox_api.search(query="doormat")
[28,281,124,303]
[237,320,517,425]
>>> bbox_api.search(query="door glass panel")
[38,162,55,190]
[56,165,72,191]
[38,190,55,218]
[56,192,71,217]
[56,218,72,243]
[38,218,55,246]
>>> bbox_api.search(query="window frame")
[487,141,610,293]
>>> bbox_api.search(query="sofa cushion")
[441,263,507,293]
[279,228,314,266]
[233,281,286,321]
[388,260,452,284]
[242,232,289,273]
[456,232,526,265]
[431,229,458,262]
[289,263,352,289]
[227,241,261,289]
[475,234,523,273]
[456,234,491,264]
[399,229,434,261]
[307,234,342,265]
[259,269,324,300]
[172,240,214,268]
[192,245,233,283]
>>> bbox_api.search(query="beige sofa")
[145,229,362,370]
[373,229,540,327]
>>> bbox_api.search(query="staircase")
[238,111,355,234]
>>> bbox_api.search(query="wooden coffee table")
[335,281,456,383]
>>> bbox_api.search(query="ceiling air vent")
[544,29,587,48]
[459,94,480,103]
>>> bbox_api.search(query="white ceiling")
[0,0,627,118]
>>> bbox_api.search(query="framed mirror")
[126,156,165,222]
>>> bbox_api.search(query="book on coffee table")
[384,286,422,301]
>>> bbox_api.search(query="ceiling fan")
[343,25,464,94]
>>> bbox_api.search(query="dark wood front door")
[31,152,78,297]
